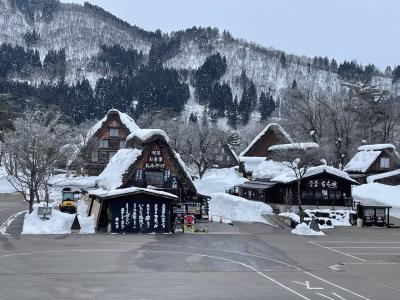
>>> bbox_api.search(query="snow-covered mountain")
[0,0,395,102]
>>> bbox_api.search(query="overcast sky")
[61,0,399,70]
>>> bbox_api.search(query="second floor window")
[380,157,390,169]
[119,140,126,148]
[99,139,108,148]
[110,128,119,137]
[91,151,98,162]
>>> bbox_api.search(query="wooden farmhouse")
[232,166,358,212]
[89,128,209,233]
[240,123,292,157]
[75,109,140,176]
[212,142,239,168]
[344,144,400,184]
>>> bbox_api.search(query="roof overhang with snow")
[89,187,179,200]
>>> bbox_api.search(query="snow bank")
[353,183,400,210]
[22,202,94,234]
[291,223,325,236]
[344,150,381,173]
[194,167,247,195]
[279,212,300,223]
[96,148,142,190]
[209,192,272,224]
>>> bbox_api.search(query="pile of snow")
[291,223,325,236]
[268,142,319,151]
[344,150,381,173]
[358,144,395,151]
[209,192,272,224]
[194,167,247,195]
[239,156,268,172]
[305,209,353,228]
[272,165,357,184]
[96,148,142,190]
[21,201,94,234]
[353,183,400,218]
[279,212,300,223]
[48,174,98,203]
[367,169,400,183]
[240,123,292,156]
[86,109,140,141]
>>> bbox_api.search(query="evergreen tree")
[279,53,287,68]
[259,91,276,121]
[392,65,400,83]
[292,79,297,89]
[227,95,238,129]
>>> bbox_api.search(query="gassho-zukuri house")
[87,126,209,233]
[344,143,400,185]
[232,165,358,212]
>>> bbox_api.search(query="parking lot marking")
[332,292,347,300]
[0,248,312,300]
[331,247,400,249]
[292,280,324,290]
[303,271,370,300]
[315,292,336,300]
[309,241,368,262]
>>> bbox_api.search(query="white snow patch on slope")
[0,166,16,193]
[194,167,247,195]
[344,150,381,173]
[268,142,319,151]
[209,192,272,224]
[97,148,142,190]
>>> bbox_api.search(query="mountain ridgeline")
[0,0,399,125]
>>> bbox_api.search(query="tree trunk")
[29,189,35,214]
[297,180,304,223]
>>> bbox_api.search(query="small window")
[109,152,116,160]
[380,157,390,169]
[110,121,119,127]
[110,128,119,137]
[145,171,164,187]
[91,151,98,162]
[119,140,126,148]
[99,139,108,148]
[227,156,231,162]
[221,147,225,153]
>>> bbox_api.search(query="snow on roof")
[173,150,194,184]
[268,142,319,151]
[353,183,400,209]
[358,144,395,151]
[226,144,239,162]
[343,151,381,173]
[271,165,358,184]
[239,156,267,172]
[96,148,142,190]
[367,169,400,183]
[90,186,178,199]
[86,109,140,141]
[127,128,170,143]
[240,123,292,156]
[251,160,292,179]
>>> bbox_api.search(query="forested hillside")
[0,0,400,165]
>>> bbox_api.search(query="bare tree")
[1,110,75,213]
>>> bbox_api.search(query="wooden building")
[92,128,209,232]
[89,187,178,233]
[240,123,292,157]
[74,109,140,176]
[344,144,400,184]
[366,169,400,186]
[232,166,358,211]
[212,142,239,168]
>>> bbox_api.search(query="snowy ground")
[21,200,94,234]
[0,166,17,193]
[194,168,273,224]
[353,183,400,218]
[194,167,247,195]
[291,223,325,236]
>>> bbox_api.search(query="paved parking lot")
[1,198,400,299]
